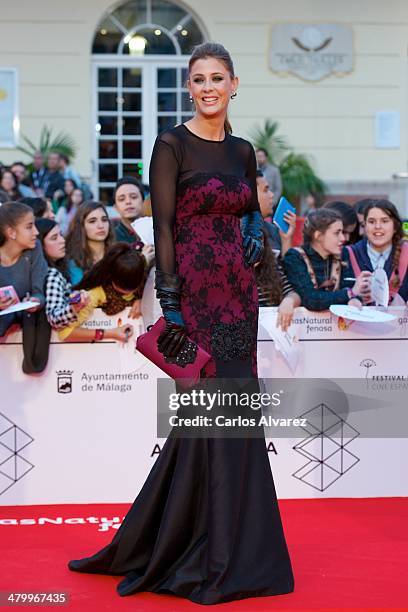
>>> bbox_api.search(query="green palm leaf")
[248,118,326,205]
[248,119,289,165]
[16,124,78,161]
[279,153,326,203]
[48,131,77,158]
[41,126,51,153]
[15,144,35,158]
[20,134,37,153]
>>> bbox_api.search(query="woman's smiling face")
[188,57,238,121]
[365,207,395,250]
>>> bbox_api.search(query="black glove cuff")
[155,269,182,311]
[241,210,264,242]
[155,270,182,292]
[158,292,181,311]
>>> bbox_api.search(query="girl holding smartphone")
[0,201,49,372]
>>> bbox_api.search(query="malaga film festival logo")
[56,370,73,394]
[0,412,34,496]
[360,359,377,388]
[292,402,360,492]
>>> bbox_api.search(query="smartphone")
[68,292,82,305]
[273,197,296,234]
[0,285,19,305]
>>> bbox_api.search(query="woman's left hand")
[22,296,41,313]
[243,236,264,266]
[241,210,264,266]
[128,299,142,319]
[279,211,297,240]
[277,297,295,331]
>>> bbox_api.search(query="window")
[92,0,206,203]
[93,0,205,56]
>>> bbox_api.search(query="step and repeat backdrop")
[1,307,407,505]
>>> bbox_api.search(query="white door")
[92,58,192,202]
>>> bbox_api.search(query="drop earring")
[231,92,237,99]
[189,96,194,103]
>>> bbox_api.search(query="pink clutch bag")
[136,317,211,388]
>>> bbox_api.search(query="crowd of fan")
[0,149,407,375]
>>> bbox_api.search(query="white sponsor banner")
[270,23,353,81]
[0,307,407,505]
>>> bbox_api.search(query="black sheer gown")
[68,125,295,605]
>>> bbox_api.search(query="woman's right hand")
[277,296,295,331]
[107,325,134,343]
[0,296,14,311]
[352,271,372,302]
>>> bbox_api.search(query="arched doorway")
[91,0,207,202]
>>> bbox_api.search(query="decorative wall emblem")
[270,24,353,81]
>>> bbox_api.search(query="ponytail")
[224,116,232,135]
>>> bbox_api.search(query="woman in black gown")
[68,42,294,605]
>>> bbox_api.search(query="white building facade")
[1,0,408,209]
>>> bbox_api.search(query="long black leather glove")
[241,210,264,266]
[155,270,188,358]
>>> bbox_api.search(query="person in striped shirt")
[255,172,300,330]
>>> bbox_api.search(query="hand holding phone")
[0,295,14,311]
[69,292,82,305]
[69,290,90,312]
[273,197,297,234]
[0,286,19,310]
[0,285,19,302]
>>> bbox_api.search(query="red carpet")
[1,498,407,611]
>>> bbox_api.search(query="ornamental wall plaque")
[270,23,353,82]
